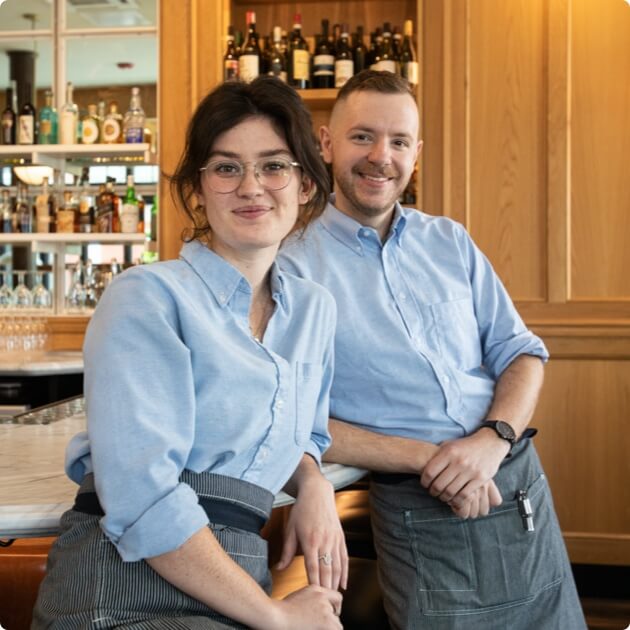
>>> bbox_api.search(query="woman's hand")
[277,457,348,591]
[267,585,343,630]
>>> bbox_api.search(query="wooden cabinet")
[158,0,630,565]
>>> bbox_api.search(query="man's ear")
[319,125,333,164]
[298,176,315,205]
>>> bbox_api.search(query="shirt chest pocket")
[294,362,323,447]
[430,297,482,370]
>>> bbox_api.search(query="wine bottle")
[239,11,261,83]
[335,24,354,88]
[120,174,140,233]
[1,81,17,145]
[313,19,334,89]
[373,23,397,73]
[288,13,310,89]
[353,26,368,74]
[17,82,36,145]
[268,26,288,83]
[401,19,419,88]
[223,25,239,81]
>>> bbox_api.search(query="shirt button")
[399,292,407,300]
[218,291,227,302]
[443,375,450,384]
[274,399,284,410]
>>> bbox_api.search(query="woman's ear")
[298,176,315,205]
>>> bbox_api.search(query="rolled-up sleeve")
[459,226,549,379]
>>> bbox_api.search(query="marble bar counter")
[0,401,366,540]
[0,351,84,376]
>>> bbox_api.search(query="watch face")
[495,420,516,442]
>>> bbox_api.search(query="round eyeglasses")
[199,157,302,194]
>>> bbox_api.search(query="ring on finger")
[318,552,333,566]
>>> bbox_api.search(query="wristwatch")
[478,420,517,451]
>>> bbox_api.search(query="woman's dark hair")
[169,77,330,242]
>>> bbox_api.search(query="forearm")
[485,354,545,437]
[147,527,282,630]
[283,453,329,498]
[323,418,438,474]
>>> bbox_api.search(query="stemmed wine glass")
[0,271,15,308]
[31,271,53,310]
[14,271,33,308]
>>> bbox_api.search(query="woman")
[32,77,346,629]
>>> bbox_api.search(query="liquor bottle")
[102,101,123,144]
[81,103,100,144]
[288,13,310,89]
[368,28,382,69]
[268,26,288,83]
[123,87,145,143]
[78,167,94,233]
[353,26,368,74]
[261,35,272,76]
[239,11,261,83]
[97,100,107,137]
[400,19,419,88]
[17,82,36,145]
[335,25,354,88]
[59,82,79,144]
[16,183,32,233]
[38,89,58,144]
[223,25,239,81]
[35,179,52,232]
[1,81,17,145]
[120,174,139,233]
[313,19,335,89]
[392,26,403,62]
[373,23,397,73]
[57,189,78,233]
[0,189,12,233]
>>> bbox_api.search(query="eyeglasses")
[199,156,302,194]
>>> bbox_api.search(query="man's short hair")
[336,70,415,104]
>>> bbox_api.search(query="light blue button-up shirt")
[66,239,335,561]
[279,199,548,445]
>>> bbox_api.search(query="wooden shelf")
[298,88,338,107]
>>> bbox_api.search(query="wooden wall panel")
[534,358,630,562]
[467,0,547,301]
[570,0,630,300]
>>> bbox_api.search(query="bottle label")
[39,119,52,136]
[292,49,310,81]
[121,203,139,233]
[36,216,51,233]
[57,209,75,233]
[374,59,398,73]
[313,54,335,76]
[96,206,114,233]
[102,119,121,143]
[224,60,239,81]
[125,126,144,143]
[1,116,14,143]
[403,61,419,86]
[18,115,34,144]
[335,59,354,88]
[60,111,77,144]
[239,55,260,83]
[81,119,99,144]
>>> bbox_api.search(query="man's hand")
[420,430,509,508]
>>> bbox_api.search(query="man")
[279,70,586,629]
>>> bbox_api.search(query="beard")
[332,160,407,219]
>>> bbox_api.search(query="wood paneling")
[570,0,630,300]
[535,359,630,560]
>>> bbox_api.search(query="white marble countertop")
[0,351,84,376]
[0,411,366,539]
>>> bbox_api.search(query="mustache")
[353,160,399,179]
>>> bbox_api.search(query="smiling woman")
[30,77,345,630]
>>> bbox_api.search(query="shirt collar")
[319,194,409,253]
[179,240,288,311]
